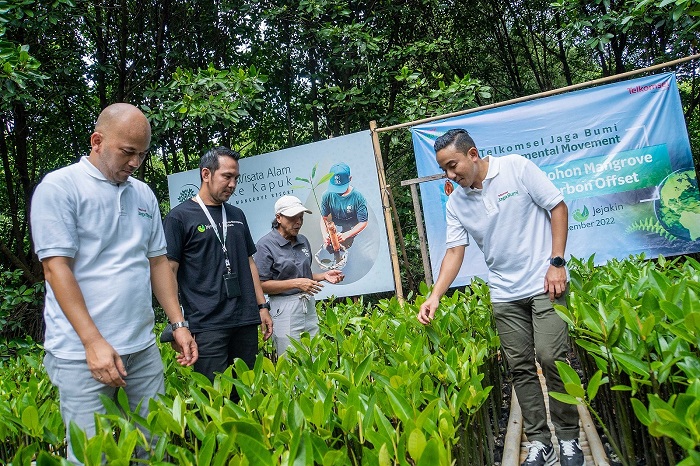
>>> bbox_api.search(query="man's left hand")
[171,328,198,366]
[544,265,567,301]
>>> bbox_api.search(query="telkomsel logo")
[627,82,668,94]
[138,207,153,219]
[497,190,519,202]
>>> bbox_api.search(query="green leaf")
[564,382,586,399]
[383,386,413,424]
[407,429,427,461]
[631,398,651,426]
[586,370,607,400]
[237,433,273,464]
[352,354,373,385]
[613,352,650,378]
[317,173,334,185]
[21,405,40,435]
[549,392,581,405]
[69,422,88,463]
[555,360,581,386]
[416,438,440,466]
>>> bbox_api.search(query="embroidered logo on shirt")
[197,225,206,233]
[302,247,310,257]
[137,207,153,219]
[497,190,519,202]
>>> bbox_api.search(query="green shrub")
[0,269,45,342]
[1,287,503,465]
[555,254,700,466]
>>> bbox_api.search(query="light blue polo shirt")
[31,157,166,359]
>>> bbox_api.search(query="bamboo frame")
[369,121,404,303]
[375,53,700,134]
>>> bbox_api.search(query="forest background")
[1,0,700,342]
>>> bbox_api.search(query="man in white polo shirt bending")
[417,129,584,466]
[30,103,197,464]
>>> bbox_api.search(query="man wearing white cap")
[319,162,368,249]
[254,195,344,355]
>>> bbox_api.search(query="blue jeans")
[44,343,165,464]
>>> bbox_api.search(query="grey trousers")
[492,291,580,444]
[269,293,318,355]
[44,343,165,464]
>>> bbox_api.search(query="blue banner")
[411,73,700,286]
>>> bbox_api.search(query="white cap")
[275,195,312,217]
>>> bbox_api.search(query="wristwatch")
[550,256,566,267]
[258,302,271,310]
[171,321,189,330]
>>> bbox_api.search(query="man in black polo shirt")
[163,147,273,386]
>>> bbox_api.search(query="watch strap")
[171,321,189,330]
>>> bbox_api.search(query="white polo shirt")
[445,154,564,302]
[31,157,166,359]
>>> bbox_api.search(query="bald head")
[89,103,152,183]
[95,103,151,142]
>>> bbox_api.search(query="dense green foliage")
[1,284,504,465]
[555,254,700,465]
[3,256,700,464]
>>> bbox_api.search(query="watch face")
[551,256,566,267]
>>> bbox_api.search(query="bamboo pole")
[502,388,523,466]
[401,173,445,286]
[409,184,432,285]
[400,174,444,285]
[369,121,404,303]
[375,53,700,133]
[577,404,610,466]
[385,185,416,292]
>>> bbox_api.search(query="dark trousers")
[492,291,580,444]
[193,324,258,387]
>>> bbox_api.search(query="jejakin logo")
[197,225,206,233]
[572,206,590,222]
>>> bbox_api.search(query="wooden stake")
[369,121,404,303]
